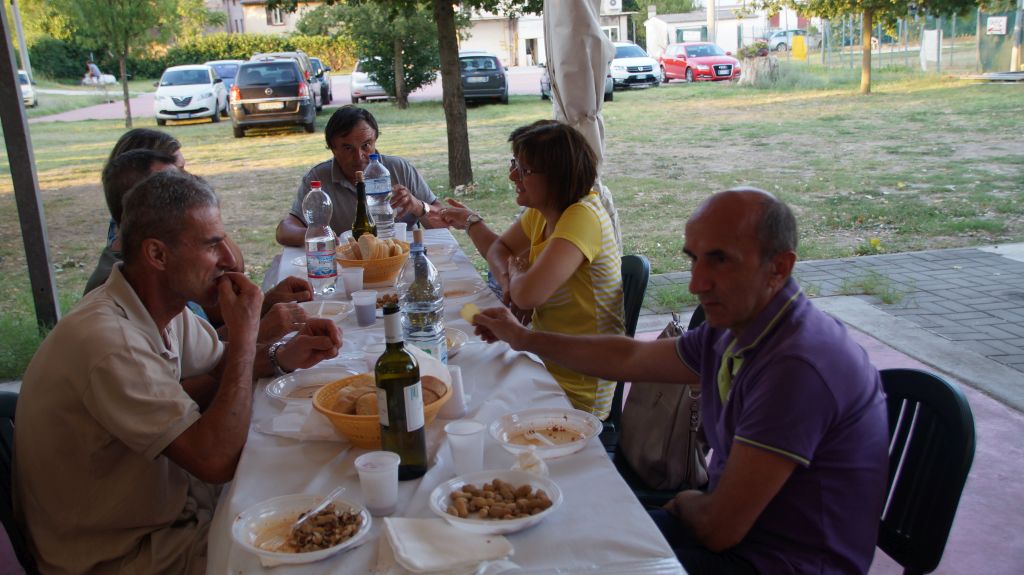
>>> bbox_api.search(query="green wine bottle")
[375,302,427,480]
[352,170,377,240]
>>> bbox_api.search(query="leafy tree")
[295,3,349,37]
[175,0,228,43]
[748,0,976,94]
[5,0,75,46]
[269,0,541,190]
[50,0,177,127]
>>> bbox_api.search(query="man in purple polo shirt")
[474,188,889,574]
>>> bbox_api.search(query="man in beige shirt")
[14,171,343,574]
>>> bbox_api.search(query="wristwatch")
[421,200,431,218]
[268,340,290,377]
[465,213,483,231]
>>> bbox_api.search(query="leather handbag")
[619,313,708,491]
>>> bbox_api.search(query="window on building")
[267,8,285,26]
[601,26,619,41]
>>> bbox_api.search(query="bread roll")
[358,233,378,262]
[347,236,362,260]
[422,375,447,405]
[330,374,376,414]
[355,391,378,415]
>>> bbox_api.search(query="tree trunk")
[119,52,132,128]
[433,0,472,190]
[860,9,873,95]
[394,37,407,109]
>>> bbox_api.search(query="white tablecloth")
[206,229,684,574]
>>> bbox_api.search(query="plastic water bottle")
[399,229,447,364]
[364,153,395,239]
[302,180,337,296]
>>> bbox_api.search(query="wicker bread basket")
[335,239,409,285]
[313,372,450,449]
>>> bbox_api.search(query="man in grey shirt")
[276,106,446,246]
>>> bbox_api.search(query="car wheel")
[603,89,612,102]
[499,91,508,105]
[304,121,315,133]
[351,95,360,105]
[685,68,694,83]
[776,43,788,52]
[220,101,229,118]
[156,118,166,126]
[233,126,244,138]
[541,91,549,101]
[211,107,220,123]
[660,67,667,83]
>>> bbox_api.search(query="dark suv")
[459,51,508,105]
[229,59,316,138]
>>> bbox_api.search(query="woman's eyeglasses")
[509,157,541,179]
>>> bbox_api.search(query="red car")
[659,42,741,83]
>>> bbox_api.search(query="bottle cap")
[310,180,321,187]
[370,153,380,160]
[382,302,400,316]
[413,229,424,244]
[355,171,364,182]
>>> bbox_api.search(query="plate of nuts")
[428,470,562,535]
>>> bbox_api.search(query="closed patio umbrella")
[543,0,621,249]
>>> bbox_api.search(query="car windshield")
[686,44,725,58]
[18,72,28,85]
[209,64,238,80]
[614,45,648,59]
[160,69,210,86]
[237,63,299,86]
[460,56,499,72]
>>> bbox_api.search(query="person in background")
[472,188,889,574]
[87,141,310,342]
[84,59,102,84]
[442,120,623,419]
[15,171,343,574]
[276,105,446,246]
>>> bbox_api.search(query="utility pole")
[9,0,32,80]
[706,0,717,44]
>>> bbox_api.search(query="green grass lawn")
[1,63,1022,378]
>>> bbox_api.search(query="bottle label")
[411,339,449,366]
[404,381,425,432]
[376,388,389,427]
[306,250,336,279]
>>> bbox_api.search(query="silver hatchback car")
[350,58,388,104]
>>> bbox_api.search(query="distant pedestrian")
[84,60,102,84]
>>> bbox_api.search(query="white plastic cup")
[393,222,407,242]
[445,420,485,476]
[438,365,467,419]
[352,290,377,327]
[340,267,364,297]
[355,451,401,516]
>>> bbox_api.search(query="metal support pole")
[951,14,956,67]
[937,16,943,75]
[0,6,60,329]
[10,0,32,81]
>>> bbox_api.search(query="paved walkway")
[640,243,1024,413]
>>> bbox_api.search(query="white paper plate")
[298,301,353,325]
[443,278,487,304]
[446,328,469,358]
[428,470,562,535]
[266,367,360,405]
[490,407,602,459]
[232,493,371,565]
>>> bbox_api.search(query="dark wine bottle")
[375,302,427,480]
[352,170,377,240]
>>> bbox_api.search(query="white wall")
[241,2,319,35]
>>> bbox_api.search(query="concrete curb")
[816,296,1024,413]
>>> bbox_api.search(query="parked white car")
[609,42,662,89]
[18,70,37,107]
[153,65,228,125]
[350,58,388,104]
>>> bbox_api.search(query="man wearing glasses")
[276,106,446,246]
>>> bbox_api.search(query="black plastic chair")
[600,255,650,450]
[877,369,976,575]
[0,391,36,573]
[687,303,705,331]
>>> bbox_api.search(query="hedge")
[28,33,357,81]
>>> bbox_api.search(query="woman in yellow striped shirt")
[442,120,624,419]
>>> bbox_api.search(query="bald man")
[473,189,889,574]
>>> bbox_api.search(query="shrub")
[28,37,93,79]
[736,41,769,61]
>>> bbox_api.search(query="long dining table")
[205,228,685,574]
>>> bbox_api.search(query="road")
[30,67,546,123]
